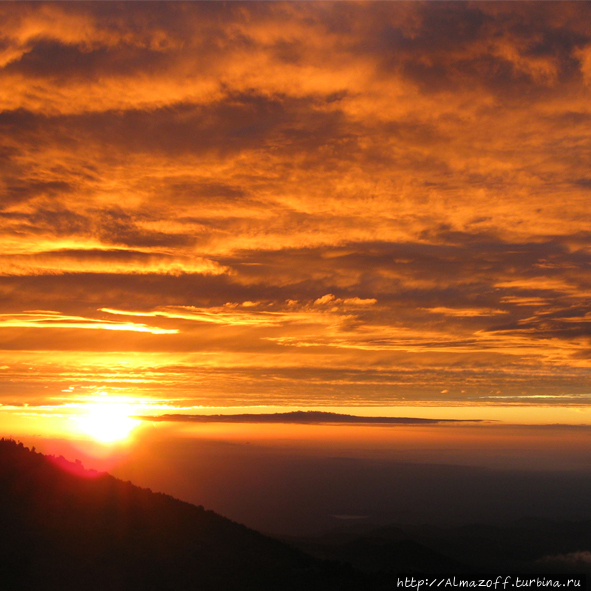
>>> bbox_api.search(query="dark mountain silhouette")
[3,438,588,590]
[291,534,469,575]
[140,410,479,425]
[287,519,591,584]
[0,439,372,591]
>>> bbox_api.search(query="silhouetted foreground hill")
[0,439,370,591]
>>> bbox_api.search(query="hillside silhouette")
[3,439,588,590]
[0,439,370,591]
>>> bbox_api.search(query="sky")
[3,1,591,428]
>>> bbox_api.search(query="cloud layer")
[2,2,591,408]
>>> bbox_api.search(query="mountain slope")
[0,439,369,591]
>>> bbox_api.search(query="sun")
[76,401,140,444]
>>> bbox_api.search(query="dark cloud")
[0,94,347,160]
[5,39,173,81]
[95,208,195,248]
[0,206,89,234]
[1,180,74,208]
[168,180,249,204]
[139,410,477,425]
[0,206,194,247]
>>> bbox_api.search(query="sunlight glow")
[76,402,140,444]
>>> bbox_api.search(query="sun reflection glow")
[76,401,140,444]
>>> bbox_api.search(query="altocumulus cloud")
[1,2,591,407]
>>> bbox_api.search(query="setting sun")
[76,402,140,444]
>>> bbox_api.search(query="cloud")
[2,3,591,407]
[424,307,508,318]
[137,410,478,425]
[0,311,176,335]
[100,298,366,329]
[0,250,228,277]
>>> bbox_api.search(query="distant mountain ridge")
[287,519,591,584]
[0,439,371,591]
[140,410,480,424]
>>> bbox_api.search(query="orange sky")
[2,2,591,422]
